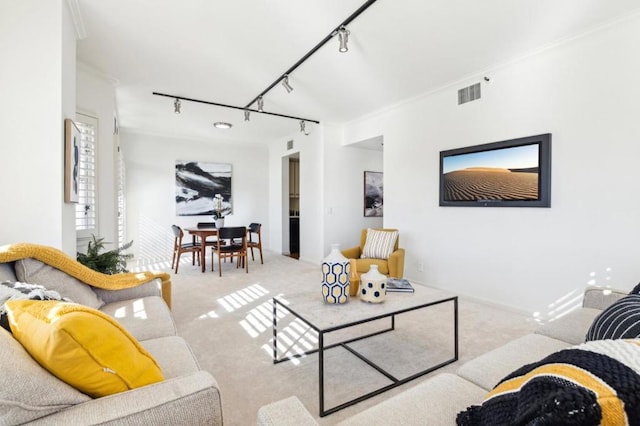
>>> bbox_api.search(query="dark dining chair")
[196,222,216,228]
[247,223,263,264]
[171,225,202,273]
[212,226,248,276]
[195,222,224,249]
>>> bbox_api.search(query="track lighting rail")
[152,92,320,124]
[243,0,379,109]
[154,0,378,131]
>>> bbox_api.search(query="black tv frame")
[439,133,551,207]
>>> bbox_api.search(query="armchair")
[342,228,405,295]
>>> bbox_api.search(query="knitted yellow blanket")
[0,243,172,308]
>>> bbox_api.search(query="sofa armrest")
[30,371,222,425]
[0,243,172,308]
[341,246,361,259]
[257,396,318,426]
[388,248,405,278]
[583,286,628,310]
[93,278,162,304]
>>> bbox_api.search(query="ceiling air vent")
[458,82,481,105]
[287,140,294,150]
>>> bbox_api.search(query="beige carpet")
[137,251,537,425]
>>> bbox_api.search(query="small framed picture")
[64,118,80,203]
[364,171,383,217]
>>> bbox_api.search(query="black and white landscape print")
[364,171,383,217]
[175,161,232,216]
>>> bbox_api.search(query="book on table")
[386,278,414,293]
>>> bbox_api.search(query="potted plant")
[213,194,225,228]
[77,235,134,274]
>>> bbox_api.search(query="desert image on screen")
[442,144,539,201]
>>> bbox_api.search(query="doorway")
[285,153,299,259]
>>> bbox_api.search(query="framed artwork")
[64,118,80,203]
[175,161,232,216]
[364,171,383,217]
[439,133,551,207]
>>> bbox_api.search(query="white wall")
[268,128,324,263]
[343,14,640,315]
[6,2,636,318]
[76,67,118,248]
[60,2,77,253]
[122,131,269,262]
[266,123,383,264]
[324,125,383,252]
[0,0,77,254]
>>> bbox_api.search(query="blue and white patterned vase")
[321,244,351,304]
[360,264,386,303]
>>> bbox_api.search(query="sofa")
[0,243,222,425]
[257,285,636,425]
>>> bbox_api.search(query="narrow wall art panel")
[364,171,383,217]
[64,118,80,203]
[175,161,232,216]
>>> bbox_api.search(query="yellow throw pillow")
[6,300,163,398]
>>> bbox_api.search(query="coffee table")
[272,285,458,417]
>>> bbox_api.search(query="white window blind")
[116,144,126,247]
[75,114,98,237]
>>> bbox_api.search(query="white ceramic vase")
[215,218,225,228]
[360,264,387,303]
[321,243,351,304]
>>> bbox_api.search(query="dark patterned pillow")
[0,281,72,331]
[457,339,640,426]
[630,282,640,294]
[586,294,640,341]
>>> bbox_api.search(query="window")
[116,144,126,247]
[75,113,98,238]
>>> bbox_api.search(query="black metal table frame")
[272,296,458,417]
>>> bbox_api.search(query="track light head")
[281,75,294,93]
[174,98,181,114]
[300,120,309,136]
[338,26,350,53]
[244,109,250,121]
[257,96,264,112]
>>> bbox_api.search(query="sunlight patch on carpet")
[198,310,219,319]
[261,315,321,365]
[240,319,260,338]
[239,299,286,338]
[217,283,270,312]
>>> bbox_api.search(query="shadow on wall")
[137,216,174,266]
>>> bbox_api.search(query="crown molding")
[66,0,87,40]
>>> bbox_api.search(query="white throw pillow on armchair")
[361,229,398,260]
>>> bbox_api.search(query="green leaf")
[76,234,134,274]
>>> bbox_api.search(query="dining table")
[185,227,219,273]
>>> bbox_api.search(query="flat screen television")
[439,133,551,207]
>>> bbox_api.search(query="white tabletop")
[274,285,456,332]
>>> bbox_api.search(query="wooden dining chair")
[212,226,248,276]
[171,225,202,273]
[247,223,263,264]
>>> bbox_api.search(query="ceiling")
[75,0,640,145]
